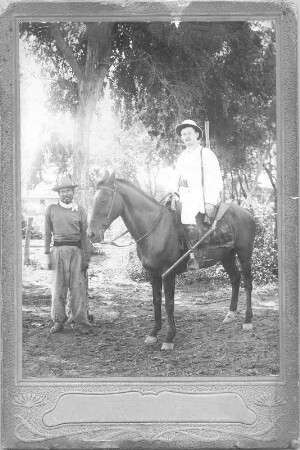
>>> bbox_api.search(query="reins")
[96,184,166,247]
[135,204,165,244]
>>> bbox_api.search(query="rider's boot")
[182,221,211,271]
[187,253,199,271]
[196,215,212,267]
[182,225,200,271]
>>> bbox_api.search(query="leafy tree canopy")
[20,20,276,192]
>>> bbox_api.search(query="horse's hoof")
[223,311,236,323]
[161,342,174,350]
[145,336,158,345]
[243,323,253,331]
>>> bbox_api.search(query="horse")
[88,171,256,350]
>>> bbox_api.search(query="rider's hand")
[45,254,52,270]
[205,203,215,219]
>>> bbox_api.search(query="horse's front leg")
[144,270,162,345]
[161,272,176,350]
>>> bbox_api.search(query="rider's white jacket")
[170,145,223,224]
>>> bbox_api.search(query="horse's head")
[88,171,123,243]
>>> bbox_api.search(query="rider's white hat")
[175,119,203,140]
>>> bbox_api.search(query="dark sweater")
[44,203,90,262]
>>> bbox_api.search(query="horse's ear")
[103,170,110,181]
[110,171,116,183]
[96,170,110,189]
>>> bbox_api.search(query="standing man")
[44,175,91,333]
[173,119,223,269]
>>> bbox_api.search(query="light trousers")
[50,246,88,324]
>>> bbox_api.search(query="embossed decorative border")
[0,1,298,448]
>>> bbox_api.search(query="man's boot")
[50,322,64,333]
[187,252,200,271]
[195,241,210,267]
[195,214,213,267]
[182,221,212,271]
[182,225,200,271]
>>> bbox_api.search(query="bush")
[177,263,227,286]
[21,215,43,239]
[251,212,278,285]
[126,249,149,282]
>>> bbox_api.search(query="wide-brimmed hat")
[52,175,78,192]
[175,119,203,140]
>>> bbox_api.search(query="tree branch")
[263,163,277,193]
[49,23,84,81]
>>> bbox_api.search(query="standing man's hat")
[175,119,203,140]
[52,175,78,192]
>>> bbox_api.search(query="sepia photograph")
[20,18,280,378]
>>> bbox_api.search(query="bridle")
[96,184,166,245]
[97,185,117,226]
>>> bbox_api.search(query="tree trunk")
[72,23,114,209]
[24,217,33,266]
[73,100,94,209]
[51,22,114,209]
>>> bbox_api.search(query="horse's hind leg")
[221,250,241,324]
[237,250,253,330]
[145,270,162,345]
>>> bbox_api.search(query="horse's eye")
[101,198,109,204]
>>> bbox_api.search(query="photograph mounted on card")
[20,9,278,381]
[1,0,298,448]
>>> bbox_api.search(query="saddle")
[166,198,235,252]
[209,203,235,248]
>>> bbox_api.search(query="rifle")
[161,218,218,279]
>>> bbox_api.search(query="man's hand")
[162,193,180,211]
[45,254,52,270]
[205,203,215,219]
[81,261,90,271]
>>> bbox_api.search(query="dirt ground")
[22,243,279,378]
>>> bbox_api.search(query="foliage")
[27,135,73,191]
[126,249,149,283]
[20,22,85,113]
[110,21,276,169]
[21,215,43,239]
[21,20,276,167]
[251,210,278,285]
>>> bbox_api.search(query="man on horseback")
[172,119,223,270]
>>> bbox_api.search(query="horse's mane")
[97,177,161,206]
[116,178,161,206]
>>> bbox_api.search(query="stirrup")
[187,253,199,271]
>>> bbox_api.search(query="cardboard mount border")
[0,1,299,448]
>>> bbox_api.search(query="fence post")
[205,120,210,148]
[24,217,33,266]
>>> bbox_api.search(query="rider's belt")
[53,240,82,248]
